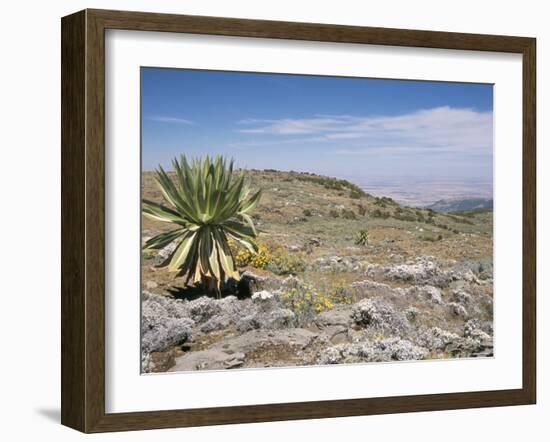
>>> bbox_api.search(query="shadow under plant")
[141,160,493,373]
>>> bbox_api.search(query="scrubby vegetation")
[233,241,306,275]
[276,170,368,197]
[141,167,493,372]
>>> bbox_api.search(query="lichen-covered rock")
[377,338,428,361]
[463,319,492,345]
[351,299,381,326]
[365,256,484,288]
[318,338,427,365]
[141,292,195,372]
[448,302,469,318]
[189,296,241,332]
[418,327,461,351]
[251,290,282,309]
[416,324,493,358]
[141,352,152,373]
[141,316,194,354]
[142,290,189,318]
[446,336,492,357]
[351,298,408,335]
[181,291,297,334]
[463,319,480,337]
[318,346,344,364]
[410,285,443,304]
[312,256,367,273]
[452,289,472,305]
[152,242,177,265]
[366,256,449,286]
[468,328,492,344]
[237,307,296,331]
[453,268,481,284]
[252,290,278,302]
[185,297,224,323]
[200,315,233,333]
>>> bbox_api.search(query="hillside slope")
[141,169,493,372]
[143,169,493,268]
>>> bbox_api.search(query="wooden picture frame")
[61,8,536,433]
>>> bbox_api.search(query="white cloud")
[236,107,493,156]
[238,117,348,135]
[147,116,194,125]
[334,146,456,155]
[228,136,325,149]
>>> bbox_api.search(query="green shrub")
[446,214,474,225]
[355,228,370,246]
[394,212,416,222]
[267,248,306,275]
[372,209,389,219]
[341,209,357,220]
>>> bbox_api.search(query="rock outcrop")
[142,255,493,372]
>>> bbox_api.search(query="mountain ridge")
[425,197,493,213]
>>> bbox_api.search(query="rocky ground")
[141,170,493,373]
[142,256,493,372]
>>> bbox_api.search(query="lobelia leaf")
[143,228,185,250]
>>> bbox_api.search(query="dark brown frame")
[61,8,536,433]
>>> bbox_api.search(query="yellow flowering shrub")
[251,243,271,268]
[234,248,252,267]
[233,241,271,269]
[232,240,306,276]
[281,283,335,324]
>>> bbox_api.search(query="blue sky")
[141,68,493,182]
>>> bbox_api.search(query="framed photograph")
[61,9,536,433]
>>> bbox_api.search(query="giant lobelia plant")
[142,155,261,298]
